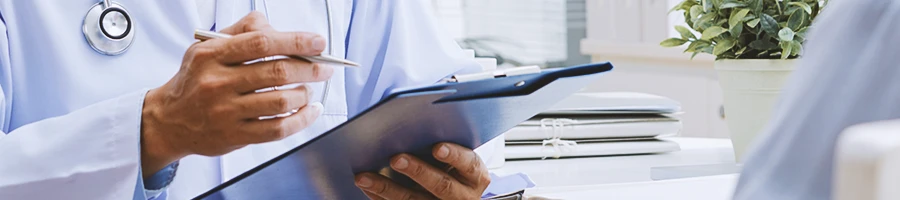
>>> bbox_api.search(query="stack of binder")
[504,92,683,160]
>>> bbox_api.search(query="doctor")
[0,0,488,199]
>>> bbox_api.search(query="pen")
[194,29,360,67]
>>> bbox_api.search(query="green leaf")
[785,6,801,16]
[684,12,695,28]
[669,0,699,13]
[743,13,756,21]
[720,2,748,9]
[703,0,714,12]
[689,42,714,55]
[759,14,780,36]
[669,1,684,13]
[730,21,744,36]
[669,0,686,13]
[780,41,793,59]
[701,26,728,40]
[713,0,724,8]
[729,9,750,28]
[682,0,699,9]
[749,40,778,50]
[796,27,809,40]
[685,40,711,53]
[787,2,813,15]
[749,0,764,14]
[691,51,702,59]
[747,18,761,28]
[694,14,717,31]
[701,45,714,54]
[718,51,737,60]
[812,0,822,18]
[790,40,803,56]
[660,38,689,47]
[690,5,703,20]
[713,40,736,55]
[716,18,727,26]
[775,1,784,16]
[778,27,795,41]
[675,25,697,40]
[787,10,808,30]
[735,46,748,56]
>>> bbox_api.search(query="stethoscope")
[82,0,134,56]
[83,0,336,108]
[252,0,336,109]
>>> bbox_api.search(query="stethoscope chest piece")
[83,0,134,56]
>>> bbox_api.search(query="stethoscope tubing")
[87,0,336,109]
[251,0,335,108]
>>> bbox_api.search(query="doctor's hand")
[355,143,491,200]
[140,12,332,177]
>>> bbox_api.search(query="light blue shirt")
[0,0,479,199]
[135,162,178,200]
[734,0,900,199]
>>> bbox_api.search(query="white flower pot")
[715,59,796,162]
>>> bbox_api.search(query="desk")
[491,137,738,199]
[526,174,738,200]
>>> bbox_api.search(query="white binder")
[505,139,680,160]
[502,92,683,160]
[505,114,681,141]
[541,92,681,115]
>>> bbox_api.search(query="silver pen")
[194,29,360,67]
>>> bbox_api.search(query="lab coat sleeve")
[343,0,481,116]
[0,21,156,199]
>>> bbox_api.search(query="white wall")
[582,0,729,138]
[432,0,730,138]
[431,0,467,40]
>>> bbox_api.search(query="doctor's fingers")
[229,59,333,93]
[238,102,323,144]
[355,173,435,200]
[389,154,475,199]
[219,11,277,35]
[231,85,312,119]
[432,143,491,188]
[216,31,326,65]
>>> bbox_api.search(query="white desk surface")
[526,174,738,200]
[491,137,738,199]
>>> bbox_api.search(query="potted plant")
[661,0,827,161]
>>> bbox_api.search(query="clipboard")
[195,62,614,199]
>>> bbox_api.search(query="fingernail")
[311,36,326,52]
[437,145,450,159]
[309,102,324,116]
[357,176,373,188]
[393,157,409,170]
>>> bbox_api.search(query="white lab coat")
[0,0,479,199]
[734,0,900,199]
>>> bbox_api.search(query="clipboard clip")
[444,66,542,83]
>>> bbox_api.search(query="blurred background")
[430,0,728,138]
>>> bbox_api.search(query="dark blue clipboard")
[195,62,614,199]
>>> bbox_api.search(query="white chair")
[834,119,900,200]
